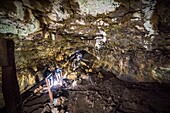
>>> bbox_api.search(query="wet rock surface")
[22,70,170,113]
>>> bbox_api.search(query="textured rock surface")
[76,0,120,16]
[0,0,170,108]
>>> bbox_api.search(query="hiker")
[43,66,54,103]
[71,50,83,70]
[54,66,62,85]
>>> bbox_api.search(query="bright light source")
[53,80,58,86]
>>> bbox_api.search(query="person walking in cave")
[43,66,54,103]
[71,50,83,70]
[54,66,62,85]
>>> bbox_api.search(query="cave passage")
[0,0,170,113]
[0,39,170,113]
[20,50,170,113]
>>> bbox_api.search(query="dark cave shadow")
[28,105,45,113]
[99,68,170,92]
[23,99,49,108]
[0,107,6,113]
[23,94,48,106]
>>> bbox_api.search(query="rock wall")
[0,0,170,100]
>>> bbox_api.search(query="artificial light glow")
[53,80,58,86]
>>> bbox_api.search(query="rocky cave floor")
[19,69,170,113]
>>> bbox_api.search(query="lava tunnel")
[0,0,170,113]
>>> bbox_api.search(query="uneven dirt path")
[22,71,170,113]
